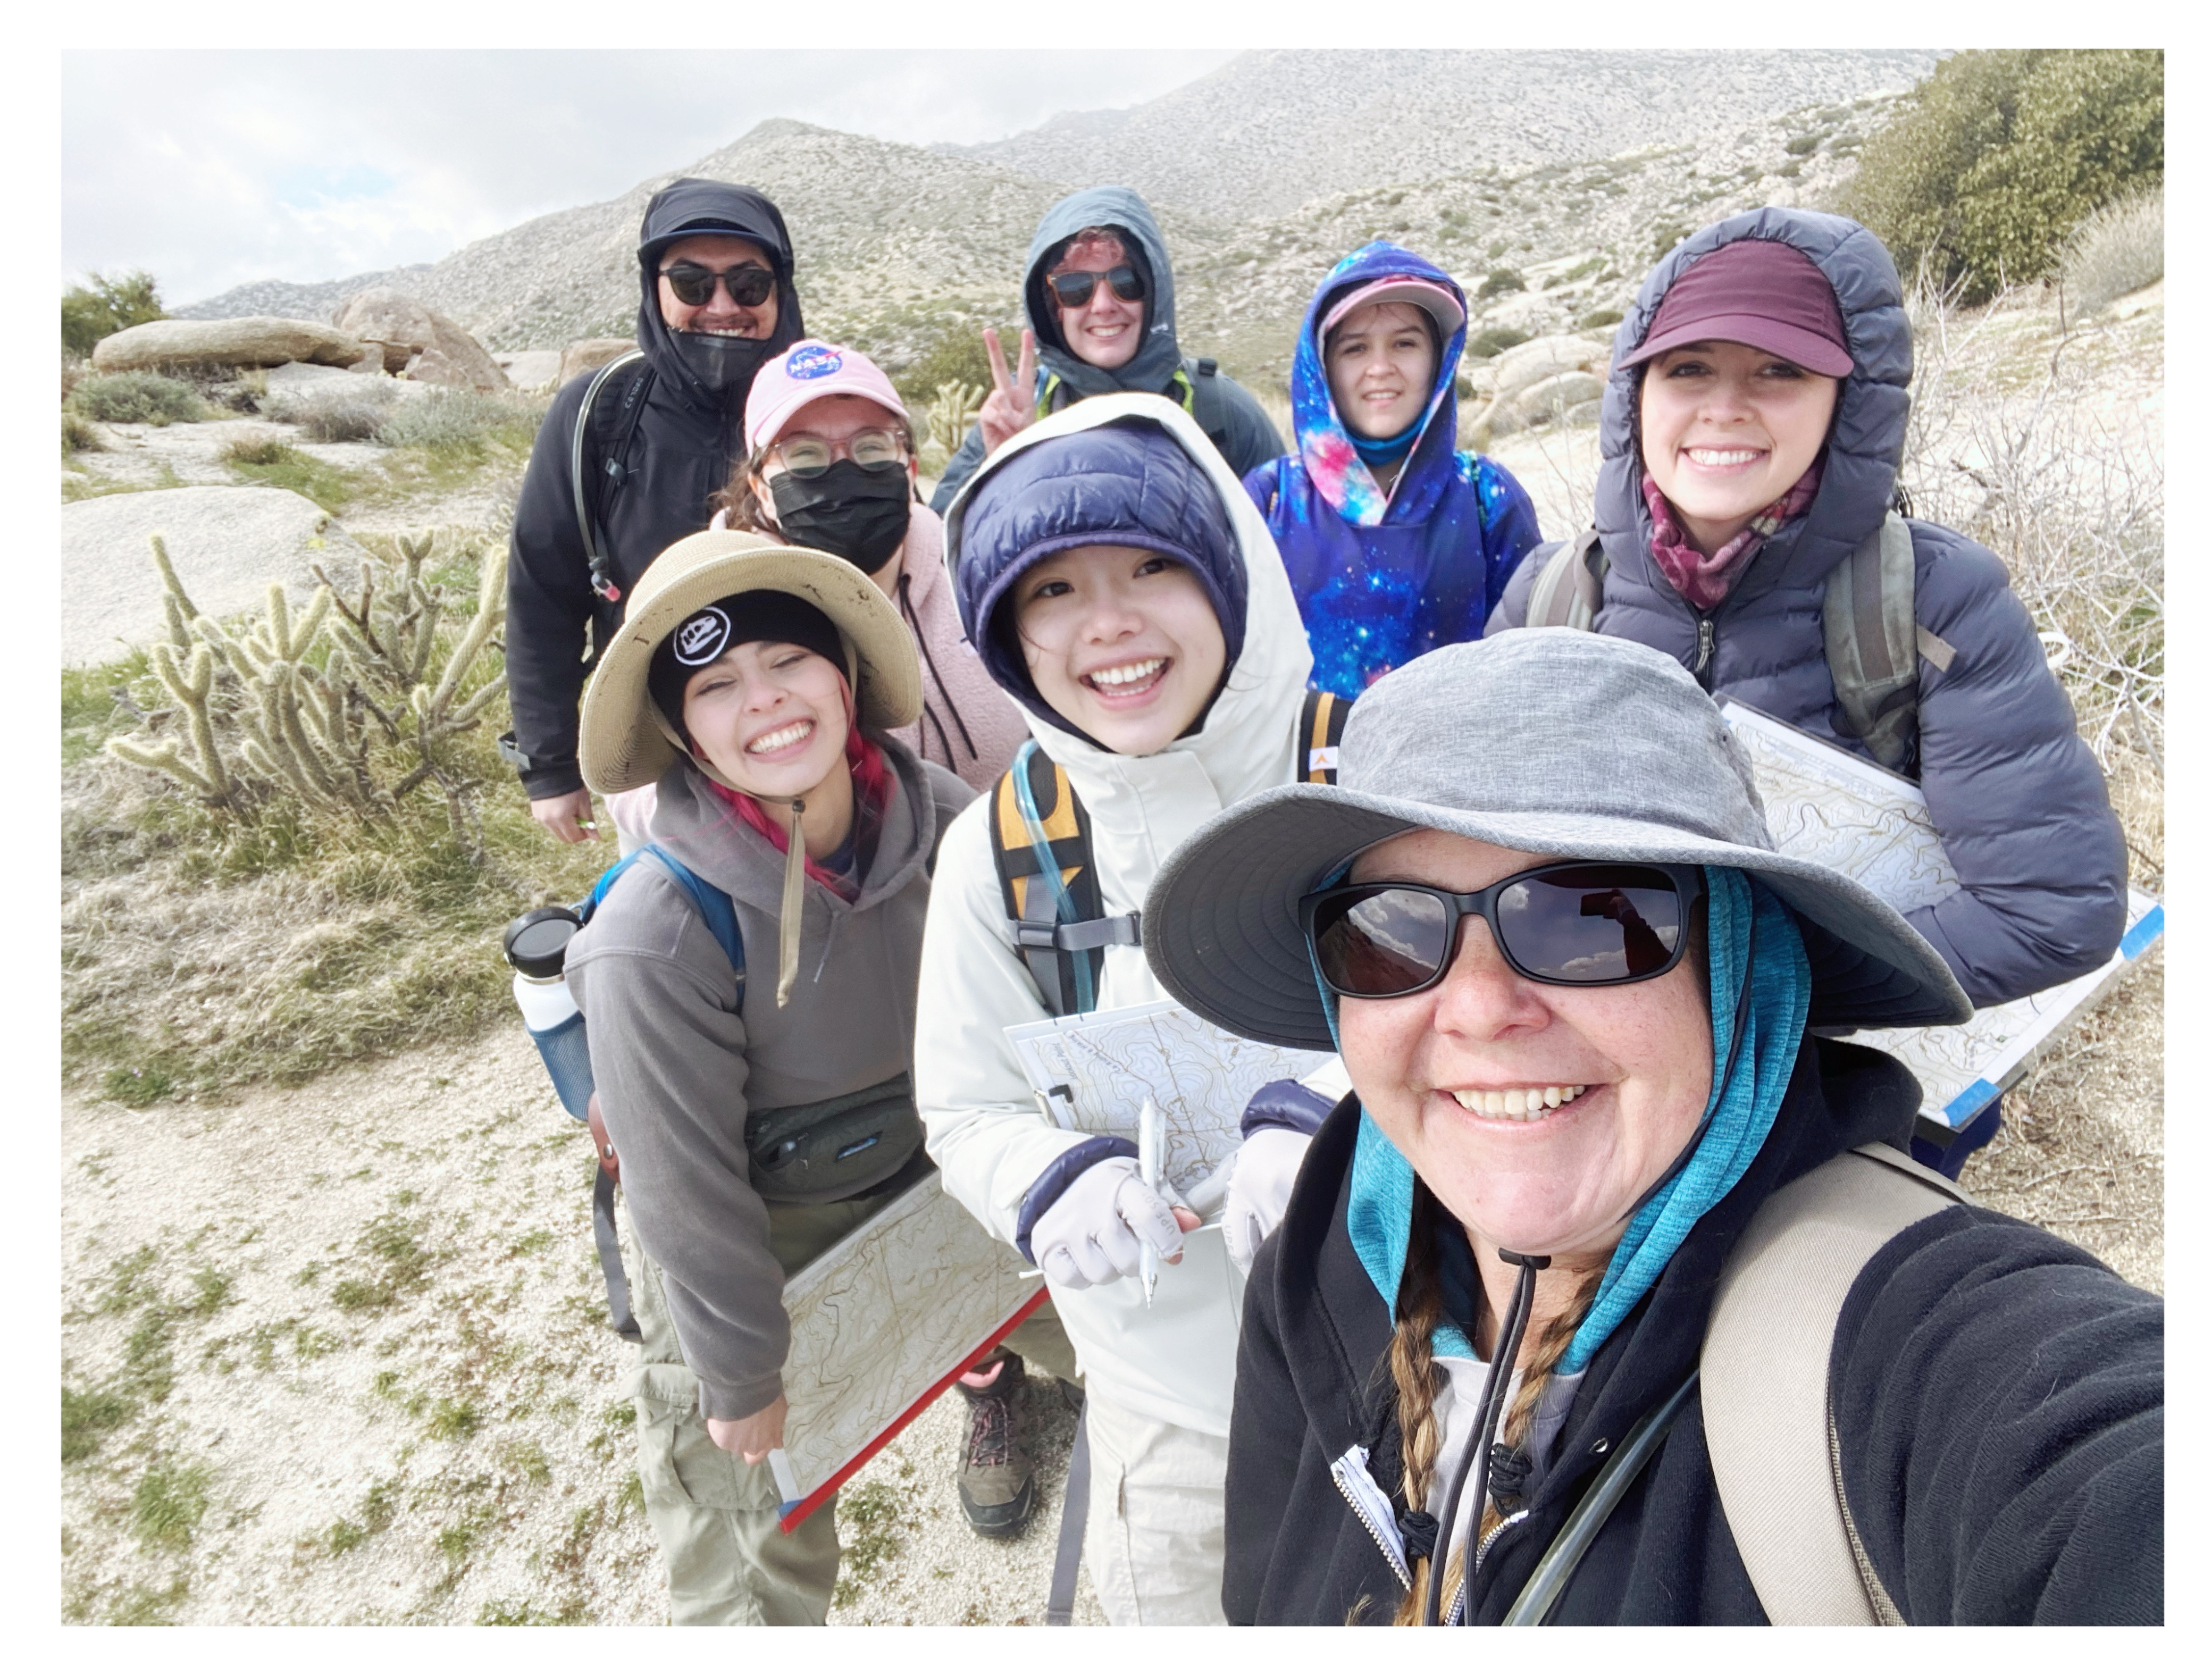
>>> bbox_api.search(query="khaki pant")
[1082,1389,1230,1626]
[620,1186,899,1626]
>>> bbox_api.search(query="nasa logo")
[786,345,843,381]
[673,605,732,666]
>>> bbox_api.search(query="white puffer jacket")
[914,396,1316,1436]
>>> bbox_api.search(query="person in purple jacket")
[1246,241,1543,698]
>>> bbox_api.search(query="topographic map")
[1721,700,2164,1129]
[775,1172,1038,1524]
[1006,1001,1321,1196]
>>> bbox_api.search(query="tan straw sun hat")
[579,530,923,795]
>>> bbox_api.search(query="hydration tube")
[1422,1247,1549,1627]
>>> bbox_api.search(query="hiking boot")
[953,1349,1035,1538]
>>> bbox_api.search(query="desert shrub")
[269,383,396,443]
[63,412,104,455]
[1784,132,1823,156]
[893,322,1004,414]
[2062,187,2164,312]
[1476,269,1526,300]
[1843,49,2163,303]
[69,371,206,427]
[221,439,356,513]
[376,389,543,457]
[1578,308,1625,331]
[61,270,165,358]
[1649,222,1690,261]
[1467,326,1531,360]
[221,435,292,467]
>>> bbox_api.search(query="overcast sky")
[61,51,1239,308]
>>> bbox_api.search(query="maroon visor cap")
[1622,239,1855,378]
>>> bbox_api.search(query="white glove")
[1030,1157,1186,1290]
[1225,1127,1313,1276]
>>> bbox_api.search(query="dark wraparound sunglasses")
[1045,264,1147,309]
[660,262,777,309]
[1298,861,1705,999]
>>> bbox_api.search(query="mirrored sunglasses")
[1045,264,1146,309]
[1298,862,1704,999]
[660,262,777,309]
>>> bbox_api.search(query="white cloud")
[62,49,1238,306]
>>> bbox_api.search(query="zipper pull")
[1694,616,1716,686]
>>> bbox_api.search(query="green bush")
[1578,308,1625,331]
[61,270,165,358]
[271,386,394,444]
[2062,187,2164,312]
[1843,49,2163,303]
[893,323,1003,414]
[1784,132,1823,156]
[375,389,542,456]
[1467,326,1531,360]
[69,371,206,427]
[1476,269,1526,300]
[63,412,104,455]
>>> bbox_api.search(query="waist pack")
[745,1073,925,1205]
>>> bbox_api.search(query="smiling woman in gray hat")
[1141,630,2161,1627]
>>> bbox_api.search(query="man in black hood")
[506,178,806,840]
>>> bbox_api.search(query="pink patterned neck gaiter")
[1641,456,1826,611]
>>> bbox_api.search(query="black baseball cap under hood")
[635,178,807,412]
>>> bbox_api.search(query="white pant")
[1082,1390,1229,1626]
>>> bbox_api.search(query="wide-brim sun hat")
[580,531,922,794]
[1142,631,1971,1051]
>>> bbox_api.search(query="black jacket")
[1226,1039,2163,1624]
[504,180,805,800]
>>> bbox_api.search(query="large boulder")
[1490,334,1607,400]
[496,350,563,391]
[1513,370,1606,424]
[331,288,508,393]
[561,338,637,383]
[61,487,366,667]
[93,317,371,374]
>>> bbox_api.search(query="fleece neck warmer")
[1343,867,1811,1370]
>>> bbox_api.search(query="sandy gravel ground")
[59,1023,1103,1627]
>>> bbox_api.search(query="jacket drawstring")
[775,797,807,1007]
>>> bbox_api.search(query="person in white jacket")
[916,392,1323,1623]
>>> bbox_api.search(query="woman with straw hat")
[563,530,964,1623]
[1141,630,2161,1626]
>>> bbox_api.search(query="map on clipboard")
[1719,698,2164,1132]
[1004,1000,1320,1194]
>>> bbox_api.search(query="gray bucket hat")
[1142,631,1972,1050]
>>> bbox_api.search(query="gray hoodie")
[565,741,973,1420]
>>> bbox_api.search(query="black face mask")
[769,460,912,574]
[667,326,777,402]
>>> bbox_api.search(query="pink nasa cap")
[744,340,910,454]
[1320,275,1467,341]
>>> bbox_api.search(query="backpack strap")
[1177,356,1231,448]
[988,742,1122,1018]
[1301,685,1352,784]
[1702,1142,1964,1624]
[585,843,744,1011]
[569,349,651,604]
[1525,527,1607,630]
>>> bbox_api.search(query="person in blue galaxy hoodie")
[1246,242,1544,698]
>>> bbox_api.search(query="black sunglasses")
[1298,861,1705,999]
[1045,264,1146,309]
[660,261,777,309]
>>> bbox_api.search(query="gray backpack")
[1521,514,1957,774]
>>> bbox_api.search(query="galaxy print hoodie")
[1245,241,1542,698]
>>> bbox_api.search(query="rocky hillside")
[174,54,1928,390]
[946,49,1940,223]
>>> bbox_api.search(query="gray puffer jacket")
[1491,207,2126,1006]
[565,742,972,1420]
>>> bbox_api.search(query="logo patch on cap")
[786,345,843,381]
[672,605,732,666]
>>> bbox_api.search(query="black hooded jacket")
[1226,1039,2163,1624]
[505,179,805,800]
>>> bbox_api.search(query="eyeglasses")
[1045,264,1147,310]
[1298,861,1704,999]
[660,261,777,309]
[765,428,908,478]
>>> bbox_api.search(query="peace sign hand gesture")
[977,325,1039,457]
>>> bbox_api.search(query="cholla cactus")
[104,526,510,849]
[921,380,983,476]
